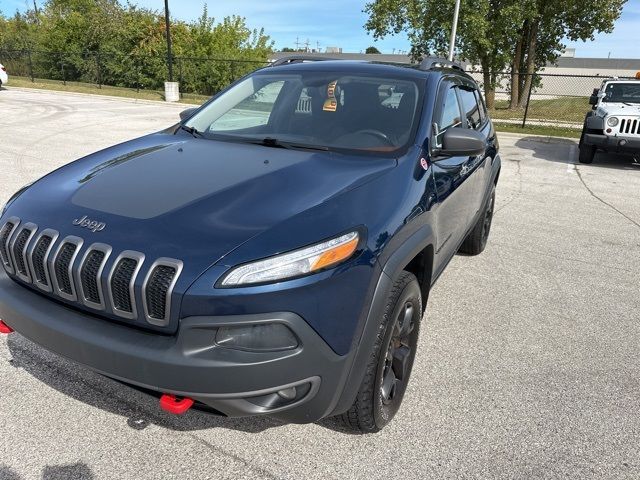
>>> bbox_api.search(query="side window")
[435,85,462,146]
[458,87,482,129]
[210,81,285,131]
[473,89,487,123]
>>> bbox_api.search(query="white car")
[579,76,640,163]
[0,63,8,88]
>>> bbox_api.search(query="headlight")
[221,231,360,286]
[607,117,619,127]
[1,182,33,217]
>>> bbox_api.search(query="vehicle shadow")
[514,136,640,171]
[1,462,94,480]
[6,334,284,434]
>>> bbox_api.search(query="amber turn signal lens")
[311,236,359,271]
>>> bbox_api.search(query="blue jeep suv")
[0,57,500,432]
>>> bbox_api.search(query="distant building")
[269,51,640,78]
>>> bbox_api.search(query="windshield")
[185,71,423,154]
[603,82,640,104]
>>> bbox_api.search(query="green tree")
[364,0,625,109]
[0,1,273,95]
[365,46,381,54]
[509,0,625,108]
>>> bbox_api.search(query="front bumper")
[583,133,640,153]
[0,272,353,423]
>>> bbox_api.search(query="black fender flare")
[585,114,604,132]
[330,224,435,416]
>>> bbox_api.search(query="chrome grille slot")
[10,223,37,282]
[107,251,145,320]
[28,229,59,293]
[81,251,105,303]
[32,236,53,283]
[112,259,136,311]
[51,236,83,301]
[78,243,112,309]
[0,218,20,273]
[143,258,183,326]
[13,231,30,275]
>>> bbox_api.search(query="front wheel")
[578,141,596,164]
[341,271,422,433]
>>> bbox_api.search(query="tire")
[458,185,496,255]
[578,140,596,164]
[341,271,422,433]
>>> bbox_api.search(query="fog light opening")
[619,139,627,146]
[248,382,313,410]
[277,387,297,401]
[0,320,14,334]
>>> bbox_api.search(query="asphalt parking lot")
[1,88,639,479]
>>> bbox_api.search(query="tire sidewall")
[372,277,422,429]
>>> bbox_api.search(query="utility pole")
[448,0,461,61]
[164,0,173,82]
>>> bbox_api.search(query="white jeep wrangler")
[578,76,640,164]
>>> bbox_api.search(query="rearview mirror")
[439,128,486,157]
[180,108,197,121]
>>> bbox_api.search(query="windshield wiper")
[180,124,203,138]
[249,137,329,152]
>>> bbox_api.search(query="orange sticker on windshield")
[323,98,338,112]
[323,80,338,112]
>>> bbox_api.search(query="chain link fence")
[0,49,268,99]
[468,71,637,130]
[1,49,635,129]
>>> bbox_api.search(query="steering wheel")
[353,129,394,145]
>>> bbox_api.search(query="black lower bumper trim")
[584,134,640,153]
[0,272,354,422]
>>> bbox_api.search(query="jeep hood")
[6,133,395,278]
[597,102,640,117]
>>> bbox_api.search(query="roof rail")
[270,55,341,67]
[419,57,464,72]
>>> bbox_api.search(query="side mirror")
[180,108,197,121]
[588,95,598,106]
[439,128,486,157]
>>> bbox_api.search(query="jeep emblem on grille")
[73,215,106,233]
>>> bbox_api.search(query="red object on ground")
[159,394,194,414]
[0,320,14,334]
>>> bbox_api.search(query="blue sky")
[1,0,639,58]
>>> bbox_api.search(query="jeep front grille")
[619,118,640,136]
[0,218,182,330]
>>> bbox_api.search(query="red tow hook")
[0,320,14,334]
[159,394,194,415]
